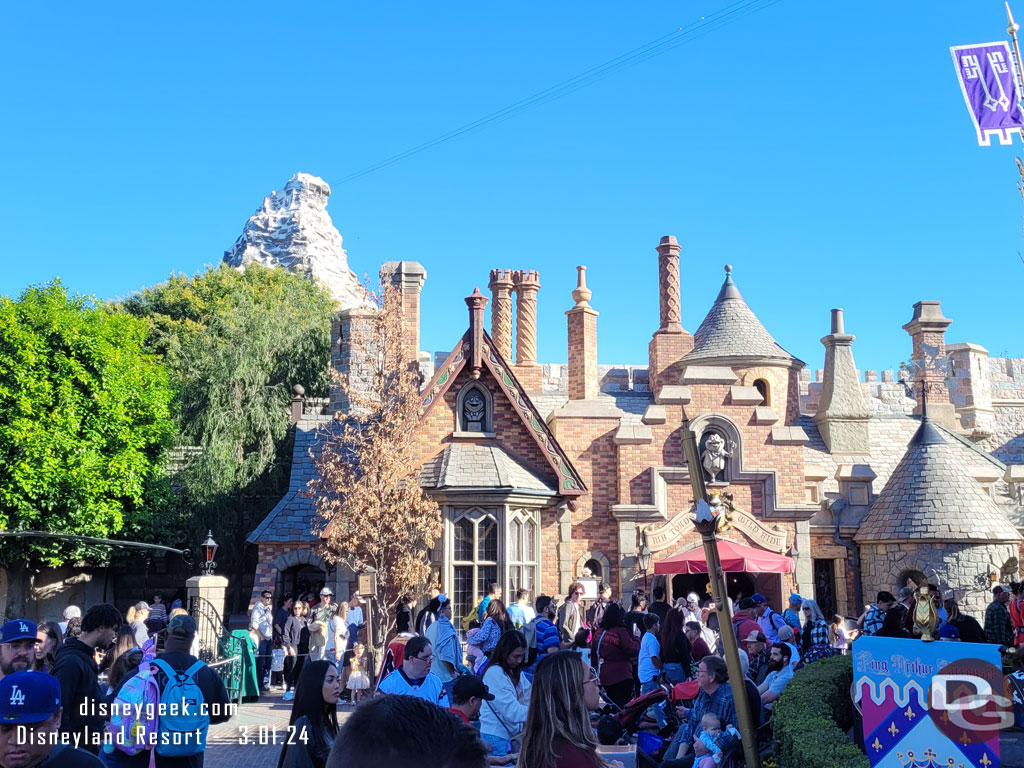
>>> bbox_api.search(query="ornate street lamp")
[200,531,218,576]
[681,408,761,768]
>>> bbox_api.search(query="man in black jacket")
[50,603,121,753]
[153,614,233,767]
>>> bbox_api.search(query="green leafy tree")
[0,281,176,613]
[122,264,340,608]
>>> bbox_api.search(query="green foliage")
[772,655,869,768]
[122,264,336,597]
[123,263,335,501]
[0,281,176,565]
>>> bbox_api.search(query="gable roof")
[419,330,586,498]
[854,415,1021,544]
[682,266,800,366]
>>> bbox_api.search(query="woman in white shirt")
[479,630,531,758]
[327,603,349,662]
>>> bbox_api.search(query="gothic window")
[507,509,539,599]
[456,382,493,433]
[753,378,770,406]
[451,508,499,628]
[699,428,735,484]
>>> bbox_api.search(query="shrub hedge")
[772,655,869,768]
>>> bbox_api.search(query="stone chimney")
[813,309,871,453]
[946,342,995,438]
[381,261,427,368]
[512,270,543,391]
[566,266,599,400]
[902,300,957,429]
[329,306,379,416]
[466,287,488,379]
[648,235,693,393]
[488,269,514,361]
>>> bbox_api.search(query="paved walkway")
[205,688,354,768]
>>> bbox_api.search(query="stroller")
[594,681,684,761]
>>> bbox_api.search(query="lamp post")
[681,408,761,768]
[358,567,378,651]
[200,531,218,576]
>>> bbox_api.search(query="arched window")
[451,508,499,627]
[753,378,770,406]
[508,509,539,597]
[584,558,603,579]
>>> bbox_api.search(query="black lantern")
[200,531,218,575]
[636,539,652,575]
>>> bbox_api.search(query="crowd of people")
[0,599,232,768]
[2,577,1010,768]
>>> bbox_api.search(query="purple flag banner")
[951,41,1024,145]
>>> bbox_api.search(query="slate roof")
[247,416,334,543]
[682,267,799,365]
[854,416,1021,543]
[419,442,557,494]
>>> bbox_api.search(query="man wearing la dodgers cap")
[0,671,101,768]
[0,621,38,683]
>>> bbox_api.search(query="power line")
[336,0,782,186]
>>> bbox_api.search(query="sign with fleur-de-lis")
[951,41,1024,146]
[855,636,1007,767]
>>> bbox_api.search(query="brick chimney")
[466,287,488,378]
[488,269,514,361]
[813,309,871,453]
[512,270,543,391]
[902,300,957,429]
[648,235,693,393]
[381,261,427,368]
[566,266,599,400]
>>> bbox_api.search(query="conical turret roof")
[682,266,799,365]
[854,415,1021,543]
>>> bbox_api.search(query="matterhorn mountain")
[223,173,368,307]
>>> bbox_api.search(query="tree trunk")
[3,563,34,621]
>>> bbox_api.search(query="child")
[695,712,739,767]
[270,637,286,689]
[347,642,371,704]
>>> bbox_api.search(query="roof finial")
[716,264,741,300]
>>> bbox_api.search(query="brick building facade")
[248,236,1024,621]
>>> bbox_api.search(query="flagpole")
[1007,4,1024,102]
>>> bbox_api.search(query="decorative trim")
[483,337,586,495]
[420,335,468,418]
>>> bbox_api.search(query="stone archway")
[576,551,612,583]
[269,547,327,573]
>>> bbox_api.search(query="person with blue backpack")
[101,614,232,768]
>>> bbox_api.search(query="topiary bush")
[772,655,869,768]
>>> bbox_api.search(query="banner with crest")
[855,636,1009,768]
[951,41,1024,146]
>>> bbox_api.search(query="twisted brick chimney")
[648,236,693,393]
[488,269,514,361]
[512,270,542,391]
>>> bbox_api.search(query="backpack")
[765,609,786,634]
[523,616,542,666]
[105,667,161,756]
[151,658,210,757]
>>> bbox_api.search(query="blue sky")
[2,1,1023,373]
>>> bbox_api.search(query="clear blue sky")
[3,1,1022,373]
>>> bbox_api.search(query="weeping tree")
[122,264,337,609]
[309,284,442,663]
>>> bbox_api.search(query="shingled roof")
[854,415,1021,544]
[682,266,800,365]
[247,416,334,543]
[419,442,556,494]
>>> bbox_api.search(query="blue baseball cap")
[1,619,37,644]
[751,593,767,605]
[0,672,61,724]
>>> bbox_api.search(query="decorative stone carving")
[463,389,486,432]
[701,432,735,482]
